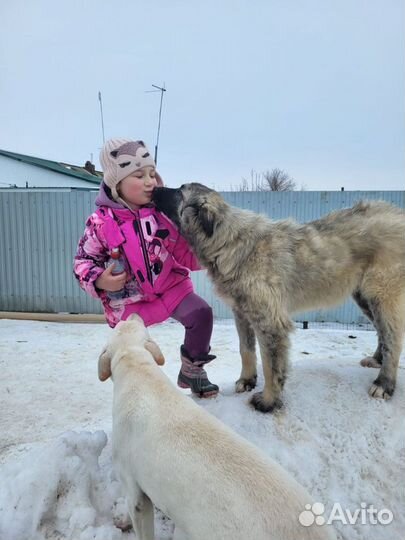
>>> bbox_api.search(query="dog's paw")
[112,497,132,531]
[360,356,381,368]
[250,391,283,413]
[235,375,257,393]
[368,377,395,400]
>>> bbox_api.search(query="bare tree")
[259,169,296,191]
[238,169,262,191]
[234,168,297,191]
[238,176,250,192]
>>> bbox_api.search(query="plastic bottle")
[107,248,126,300]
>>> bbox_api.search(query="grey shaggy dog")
[153,184,405,413]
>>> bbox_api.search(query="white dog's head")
[98,314,165,381]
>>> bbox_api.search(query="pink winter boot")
[177,345,219,398]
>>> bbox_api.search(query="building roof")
[0,149,103,185]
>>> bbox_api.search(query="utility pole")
[98,91,105,145]
[147,83,166,164]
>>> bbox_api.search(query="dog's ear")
[144,339,165,366]
[199,202,216,237]
[127,313,144,325]
[98,348,112,381]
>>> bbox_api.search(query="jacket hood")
[95,182,125,209]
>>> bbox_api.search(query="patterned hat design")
[100,139,157,200]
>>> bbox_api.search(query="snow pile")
[0,430,126,540]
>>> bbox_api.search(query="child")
[74,138,218,397]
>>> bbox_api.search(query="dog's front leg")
[233,308,258,392]
[250,315,293,413]
[128,488,155,540]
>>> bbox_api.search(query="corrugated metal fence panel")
[0,190,102,315]
[0,189,404,321]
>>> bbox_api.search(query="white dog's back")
[112,354,335,540]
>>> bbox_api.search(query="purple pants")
[171,293,213,358]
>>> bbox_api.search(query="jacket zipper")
[133,214,153,285]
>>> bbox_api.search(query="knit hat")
[100,138,159,200]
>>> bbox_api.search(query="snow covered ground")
[0,318,404,540]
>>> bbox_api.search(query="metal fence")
[1,188,404,324]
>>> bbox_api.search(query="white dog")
[99,315,336,540]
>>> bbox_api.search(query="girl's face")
[117,166,158,208]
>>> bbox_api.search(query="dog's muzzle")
[152,187,182,226]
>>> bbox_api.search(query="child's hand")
[95,265,127,292]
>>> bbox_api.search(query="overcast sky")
[1,0,404,191]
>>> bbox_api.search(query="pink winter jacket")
[73,185,200,327]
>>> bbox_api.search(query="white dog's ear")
[145,339,165,366]
[127,313,144,325]
[98,348,112,381]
